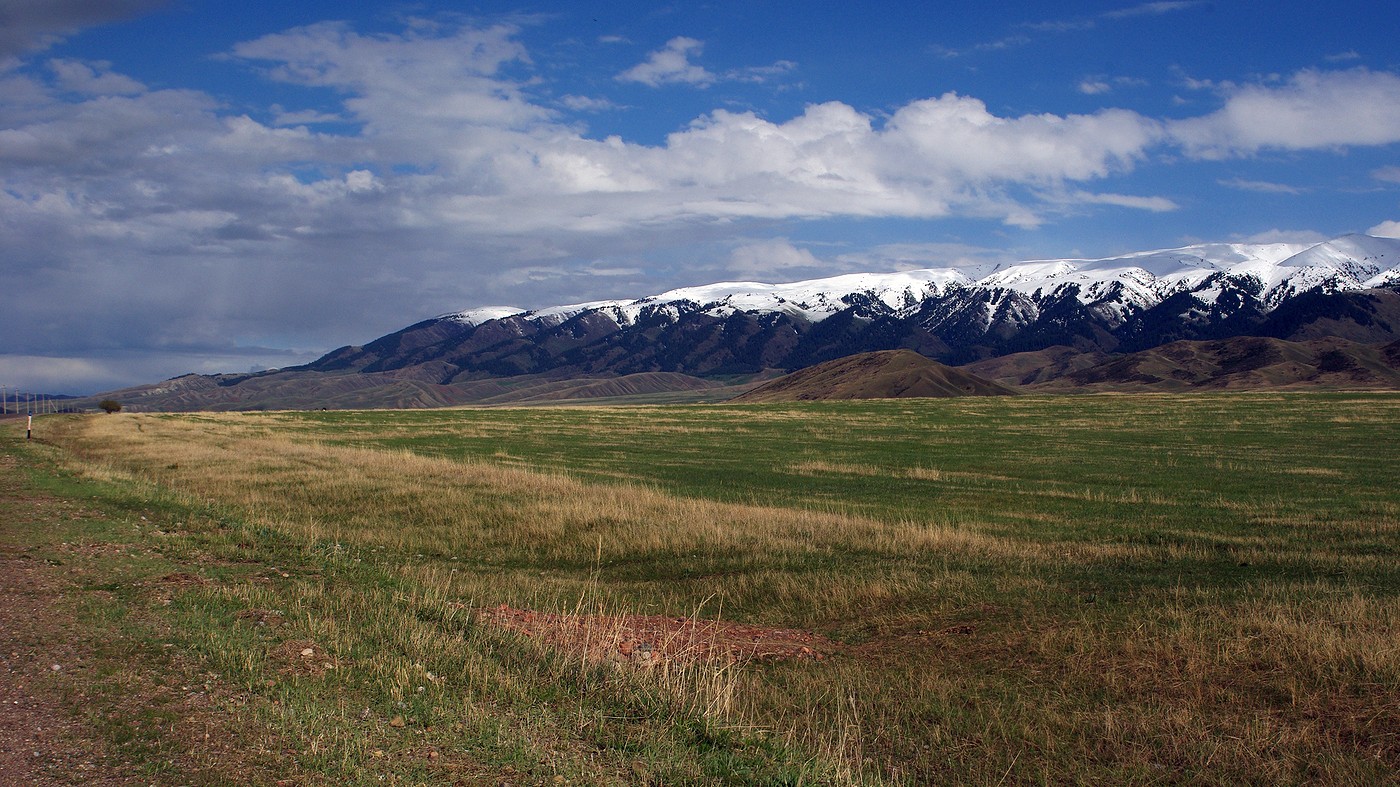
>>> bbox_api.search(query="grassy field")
[8,392,1400,784]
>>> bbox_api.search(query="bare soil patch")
[0,544,141,786]
[0,453,279,785]
[272,639,340,678]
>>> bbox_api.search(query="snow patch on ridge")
[443,234,1400,332]
[443,306,527,325]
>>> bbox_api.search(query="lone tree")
[98,399,122,414]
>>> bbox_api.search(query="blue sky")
[4,0,1400,393]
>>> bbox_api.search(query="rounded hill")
[732,350,1016,402]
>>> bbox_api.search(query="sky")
[4,0,1400,394]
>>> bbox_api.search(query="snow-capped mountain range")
[307,233,1400,380]
[444,233,1399,331]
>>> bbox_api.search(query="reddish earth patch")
[473,604,840,667]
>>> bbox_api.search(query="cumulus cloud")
[1369,220,1400,239]
[881,94,1160,184]
[1171,69,1400,158]
[616,37,715,87]
[7,16,1400,392]
[47,58,145,95]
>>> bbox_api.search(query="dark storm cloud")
[0,0,170,58]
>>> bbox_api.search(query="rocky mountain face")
[87,234,1400,410]
[301,234,1400,381]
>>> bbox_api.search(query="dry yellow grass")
[42,405,1400,784]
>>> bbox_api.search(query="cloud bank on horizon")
[3,0,1400,393]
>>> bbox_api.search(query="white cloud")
[560,94,620,112]
[1373,166,1400,184]
[9,18,1400,392]
[1102,2,1203,20]
[881,94,1160,184]
[730,59,797,84]
[270,105,343,126]
[1068,191,1178,211]
[1079,75,1149,95]
[1171,69,1400,158]
[47,58,145,95]
[725,239,823,277]
[616,37,715,87]
[1217,177,1305,195]
[232,21,550,131]
[1368,220,1400,239]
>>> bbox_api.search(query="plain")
[5,392,1399,784]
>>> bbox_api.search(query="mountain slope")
[733,350,1015,402]
[1027,336,1400,392]
[83,233,1400,410]
[304,233,1400,380]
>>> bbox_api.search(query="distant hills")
[734,350,1015,402]
[81,233,1400,410]
[1013,336,1400,393]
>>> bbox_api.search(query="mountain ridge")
[304,233,1400,378]
[75,233,1400,410]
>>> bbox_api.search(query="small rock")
[300,648,314,657]
[50,663,62,671]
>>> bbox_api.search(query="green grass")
[12,391,1400,784]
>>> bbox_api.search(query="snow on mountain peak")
[443,306,527,325]
[443,234,1400,330]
